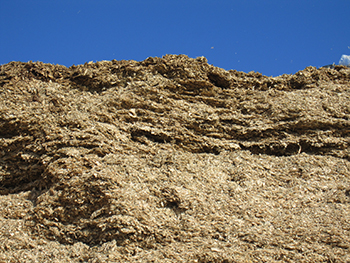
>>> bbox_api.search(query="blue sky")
[1,1,349,76]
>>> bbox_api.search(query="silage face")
[0,56,350,261]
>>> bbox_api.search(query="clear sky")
[1,0,350,76]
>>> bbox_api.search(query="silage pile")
[0,55,350,262]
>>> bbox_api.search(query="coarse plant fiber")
[0,55,350,262]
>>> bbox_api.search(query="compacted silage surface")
[0,55,350,262]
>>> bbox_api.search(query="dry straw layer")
[0,55,350,262]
